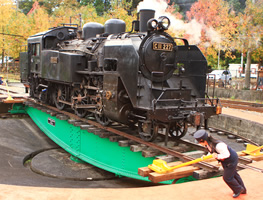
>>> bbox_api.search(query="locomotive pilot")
[194,130,246,198]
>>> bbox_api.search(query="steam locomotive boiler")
[20,9,220,142]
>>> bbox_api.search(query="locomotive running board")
[11,103,173,184]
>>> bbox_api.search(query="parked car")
[208,70,232,83]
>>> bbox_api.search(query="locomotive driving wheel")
[72,89,88,118]
[138,120,158,142]
[169,121,188,139]
[94,113,110,126]
[53,85,66,110]
[94,93,110,126]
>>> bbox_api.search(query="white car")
[208,70,232,83]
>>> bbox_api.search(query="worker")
[194,130,246,198]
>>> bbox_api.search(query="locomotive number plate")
[50,57,58,64]
[48,118,56,127]
[153,42,173,51]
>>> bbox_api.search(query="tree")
[234,0,263,89]
[186,0,238,69]
[19,0,34,15]
[0,0,16,66]
[80,0,111,15]
[226,0,245,14]
[126,0,141,11]
[104,0,135,30]
[5,12,30,59]
[27,6,52,35]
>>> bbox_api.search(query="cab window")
[32,43,40,56]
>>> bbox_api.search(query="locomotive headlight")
[158,16,170,30]
[147,19,158,31]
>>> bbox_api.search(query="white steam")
[137,0,222,45]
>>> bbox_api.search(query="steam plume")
[137,0,222,45]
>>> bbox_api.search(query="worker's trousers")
[221,148,246,194]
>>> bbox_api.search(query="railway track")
[0,84,27,103]
[22,99,263,182]
[221,99,263,113]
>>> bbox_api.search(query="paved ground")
[1,161,262,200]
[222,107,263,125]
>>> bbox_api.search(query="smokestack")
[139,9,155,32]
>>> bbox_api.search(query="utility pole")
[1,27,4,69]
[16,0,19,11]
[218,49,220,69]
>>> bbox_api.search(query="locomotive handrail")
[152,85,191,110]
[206,74,216,99]
[58,49,94,55]
[150,71,165,108]
[60,23,78,28]
[173,37,189,46]
[181,99,198,107]
[196,97,220,107]
[152,95,218,111]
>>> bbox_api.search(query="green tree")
[19,0,34,15]
[226,0,245,14]
[80,0,110,15]
[127,0,141,11]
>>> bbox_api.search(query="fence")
[230,70,259,79]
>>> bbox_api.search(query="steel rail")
[221,99,263,107]
[0,88,19,94]
[221,99,263,113]
[238,163,263,173]
[210,127,260,147]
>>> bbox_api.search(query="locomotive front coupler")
[186,111,204,127]
[168,111,204,127]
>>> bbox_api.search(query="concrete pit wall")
[208,87,263,102]
[208,114,263,145]
[206,86,263,145]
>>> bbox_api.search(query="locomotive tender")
[20,9,220,141]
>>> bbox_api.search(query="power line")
[0,32,26,39]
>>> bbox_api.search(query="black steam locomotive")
[20,9,220,141]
